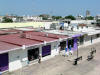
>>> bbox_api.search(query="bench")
[73,56,82,65]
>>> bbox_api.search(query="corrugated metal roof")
[0,29,22,35]
[24,33,58,43]
[25,31,68,39]
[0,30,69,54]
[0,34,42,46]
[0,41,20,54]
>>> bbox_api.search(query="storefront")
[67,37,78,51]
[28,48,39,61]
[79,35,84,45]
[60,41,66,51]
[42,45,51,57]
[0,53,8,72]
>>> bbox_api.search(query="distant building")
[39,14,52,20]
[95,15,100,20]
[86,10,91,17]
[0,16,3,22]
[76,14,84,20]
[23,16,43,21]
[95,15,100,26]
[3,15,24,22]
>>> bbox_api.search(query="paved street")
[3,42,100,75]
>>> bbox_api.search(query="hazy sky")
[0,0,100,16]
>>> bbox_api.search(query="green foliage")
[64,15,76,20]
[85,16,94,20]
[52,16,62,20]
[97,19,100,23]
[39,14,49,20]
[2,17,13,23]
[42,17,48,20]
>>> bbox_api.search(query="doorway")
[60,41,66,50]
[28,48,39,61]
[0,53,8,72]
[42,45,51,57]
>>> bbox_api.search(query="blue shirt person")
[65,48,67,52]
[64,48,68,57]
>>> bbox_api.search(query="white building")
[23,16,43,21]
[0,29,68,72]
[0,16,3,22]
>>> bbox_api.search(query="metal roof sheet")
[26,34,57,42]
[0,31,69,54]
[25,31,68,39]
[0,41,20,54]
[0,34,42,46]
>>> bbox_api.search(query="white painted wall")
[79,37,100,48]
[51,42,59,56]
[64,23,68,27]
[44,22,53,29]
[9,49,28,71]
[71,20,96,24]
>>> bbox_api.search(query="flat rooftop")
[43,30,86,37]
[0,29,69,54]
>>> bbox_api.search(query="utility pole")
[73,38,82,65]
[77,42,79,59]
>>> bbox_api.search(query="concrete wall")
[41,42,59,61]
[51,42,59,56]
[0,21,59,29]
[71,20,96,24]
[44,22,53,29]
[0,22,44,28]
[8,42,60,71]
[9,49,28,71]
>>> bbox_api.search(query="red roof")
[0,31,69,54]
[0,34,42,46]
[25,31,68,39]
[0,41,20,54]
[24,33,58,42]
[0,31,6,35]
[0,29,22,35]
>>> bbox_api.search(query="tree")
[39,14,50,20]
[96,19,100,27]
[65,15,76,20]
[2,17,13,23]
[52,16,62,20]
[85,16,94,20]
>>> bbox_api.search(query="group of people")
[64,47,73,57]
[59,45,73,57]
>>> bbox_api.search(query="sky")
[0,0,100,16]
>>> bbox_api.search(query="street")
[3,42,100,75]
